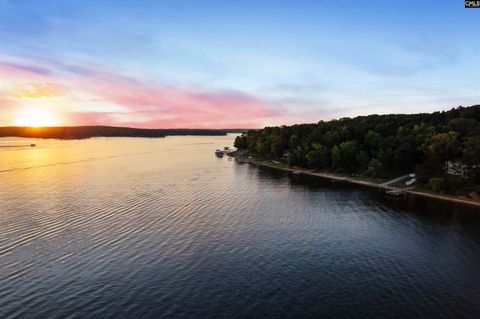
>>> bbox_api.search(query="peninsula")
[234,105,480,203]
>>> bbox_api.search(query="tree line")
[0,126,237,139]
[234,105,480,194]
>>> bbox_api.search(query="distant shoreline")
[235,155,480,208]
[0,126,247,140]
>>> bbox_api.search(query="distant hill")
[0,126,247,139]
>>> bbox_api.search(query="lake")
[1,135,480,319]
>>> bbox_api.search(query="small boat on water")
[215,149,225,157]
[0,143,37,148]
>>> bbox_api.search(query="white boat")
[215,149,225,157]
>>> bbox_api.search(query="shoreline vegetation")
[0,126,246,139]
[233,105,480,207]
[230,151,480,208]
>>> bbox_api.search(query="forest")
[234,105,480,194]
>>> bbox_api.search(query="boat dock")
[386,188,407,196]
[215,146,237,158]
[384,187,414,199]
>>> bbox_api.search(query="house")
[445,161,470,178]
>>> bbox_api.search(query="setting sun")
[14,106,61,127]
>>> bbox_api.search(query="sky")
[0,0,479,128]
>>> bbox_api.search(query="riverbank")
[234,155,480,208]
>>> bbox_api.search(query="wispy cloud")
[0,56,315,128]
[10,82,68,98]
[1,0,478,127]
[0,61,51,77]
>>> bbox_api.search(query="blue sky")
[0,0,479,127]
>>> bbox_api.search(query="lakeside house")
[445,161,479,179]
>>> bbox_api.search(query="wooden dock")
[385,187,414,198]
[386,188,406,196]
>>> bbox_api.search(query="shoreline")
[237,156,480,208]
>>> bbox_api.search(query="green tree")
[428,177,446,192]
[306,143,330,169]
[449,118,479,137]
[289,134,300,149]
[339,140,358,171]
[289,146,306,166]
[364,130,382,152]
[234,135,247,149]
[268,135,284,158]
[423,132,460,163]
[366,158,384,177]
[247,135,258,153]
[256,140,270,157]
[356,151,370,171]
[463,136,480,166]
[331,145,341,170]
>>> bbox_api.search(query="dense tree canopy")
[235,105,480,193]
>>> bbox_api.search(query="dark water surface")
[1,136,480,319]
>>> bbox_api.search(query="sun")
[14,106,61,127]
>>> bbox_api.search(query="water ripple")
[1,136,480,319]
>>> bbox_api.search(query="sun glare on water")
[14,106,61,127]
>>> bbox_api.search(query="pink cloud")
[0,57,316,128]
[0,95,15,126]
[63,112,119,126]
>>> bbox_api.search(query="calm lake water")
[1,135,480,319]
